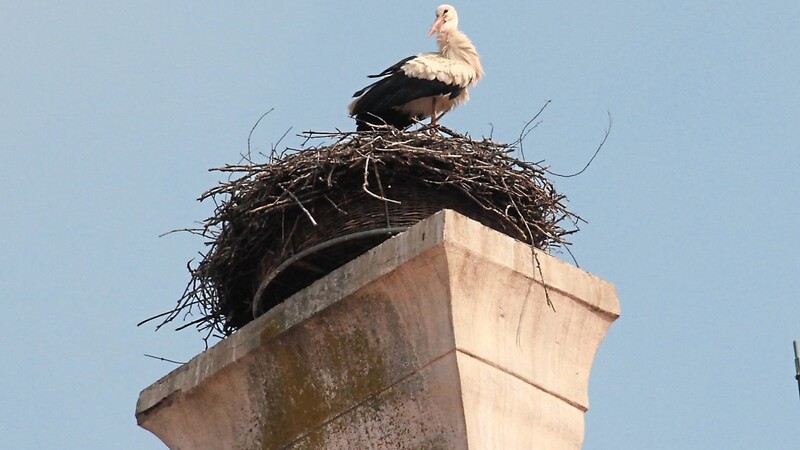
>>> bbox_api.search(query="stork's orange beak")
[428,16,444,37]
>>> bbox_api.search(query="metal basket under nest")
[250,174,520,321]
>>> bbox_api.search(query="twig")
[269,127,293,163]
[516,100,551,161]
[362,155,401,204]
[503,176,556,312]
[158,228,205,238]
[562,242,580,268]
[247,109,274,158]
[546,111,612,178]
[373,161,392,227]
[283,188,318,226]
[144,354,186,365]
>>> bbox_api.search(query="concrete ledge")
[137,210,620,449]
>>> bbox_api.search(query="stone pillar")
[136,210,620,449]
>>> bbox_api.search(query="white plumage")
[349,5,483,131]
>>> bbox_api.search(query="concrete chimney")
[136,210,620,449]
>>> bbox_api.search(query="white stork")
[348,5,483,131]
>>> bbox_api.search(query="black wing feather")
[367,55,417,78]
[353,73,461,114]
[351,56,463,131]
[352,55,417,97]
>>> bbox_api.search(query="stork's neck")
[437,29,484,81]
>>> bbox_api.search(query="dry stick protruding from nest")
[540,110,612,269]
[144,354,186,365]
[516,100,551,162]
[247,108,273,162]
[282,187,318,226]
[363,154,401,204]
[503,174,556,348]
[546,111,613,178]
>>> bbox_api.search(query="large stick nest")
[155,127,582,338]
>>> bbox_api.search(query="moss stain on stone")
[258,309,287,346]
[259,294,392,450]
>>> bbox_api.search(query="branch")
[144,354,186,365]
[546,111,612,178]
[282,187,318,226]
[247,108,274,158]
[362,155,401,204]
[515,100,551,161]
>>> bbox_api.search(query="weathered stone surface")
[136,210,620,449]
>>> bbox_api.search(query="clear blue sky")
[2,1,799,448]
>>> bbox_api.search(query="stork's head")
[428,5,458,37]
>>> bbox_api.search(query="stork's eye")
[444,9,449,13]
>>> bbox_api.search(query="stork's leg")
[433,111,449,125]
[430,98,439,126]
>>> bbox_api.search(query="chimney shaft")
[136,210,620,449]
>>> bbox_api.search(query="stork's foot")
[421,122,444,135]
[419,112,446,134]
[432,111,450,127]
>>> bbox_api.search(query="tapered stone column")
[136,210,620,449]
